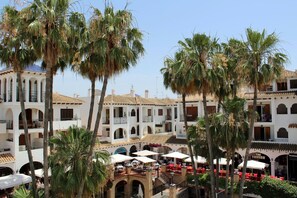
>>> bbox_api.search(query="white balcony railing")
[114,117,127,124]
[142,116,153,123]
[53,119,81,130]
[0,121,6,133]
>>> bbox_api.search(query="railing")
[153,184,166,195]
[114,117,127,124]
[102,117,110,124]
[160,172,171,184]
[257,114,272,122]
[8,91,12,102]
[16,89,26,102]
[143,116,153,123]
[180,114,197,122]
[166,115,172,120]
[0,120,7,133]
[19,120,43,129]
[6,120,13,129]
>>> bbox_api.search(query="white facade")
[0,65,82,175]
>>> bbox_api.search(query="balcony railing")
[143,116,153,123]
[257,114,272,122]
[102,117,110,124]
[6,120,13,129]
[19,120,43,129]
[166,115,172,120]
[16,89,26,102]
[8,91,12,102]
[29,91,38,102]
[114,117,127,124]
[180,114,197,122]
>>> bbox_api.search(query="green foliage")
[13,186,31,198]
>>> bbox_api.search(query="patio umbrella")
[134,156,156,163]
[110,154,133,164]
[238,160,268,170]
[162,151,189,159]
[0,174,32,190]
[34,168,52,178]
[132,150,159,157]
[185,156,207,164]
[213,158,231,165]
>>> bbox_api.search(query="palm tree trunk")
[230,149,236,198]
[77,74,109,198]
[216,158,219,193]
[17,71,39,198]
[43,64,52,198]
[182,94,200,198]
[87,78,95,130]
[49,71,53,152]
[224,157,230,197]
[202,93,215,198]
[239,83,257,198]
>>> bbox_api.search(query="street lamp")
[170,171,174,185]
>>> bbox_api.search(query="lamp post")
[170,171,174,185]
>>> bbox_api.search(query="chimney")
[130,87,135,97]
[112,89,115,95]
[145,90,149,98]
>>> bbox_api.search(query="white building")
[0,65,83,176]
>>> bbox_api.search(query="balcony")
[166,115,172,120]
[16,89,26,102]
[143,116,153,123]
[257,114,272,123]
[102,117,110,124]
[114,117,127,124]
[19,120,43,129]
[53,119,81,130]
[29,91,38,102]
[180,115,197,122]
[0,120,7,133]
[0,141,13,154]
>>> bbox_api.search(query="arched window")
[291,104,297,114]
[131,109,136,117]
[277,104,287,114]
[277,128,288,138]
[131,127,136,134]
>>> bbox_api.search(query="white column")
[12,77,16,102]
[139,106,143,138]
[126,106,130,141]
[25,78,29,102]
[270,158,275,176]
[37,80,41,103]
[110,106,114,143]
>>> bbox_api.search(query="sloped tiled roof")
[141,134,187,145]
[53,93,84,105]
[251,142,297,152]
[103,94,176,106]
[0,153,15,164]
[278,70,297,80]
[0,64,45,74]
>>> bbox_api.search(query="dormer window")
[290,79,297,89]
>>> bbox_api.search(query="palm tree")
[239,28,287,198]
[179,33,220,198]
[50,126,109,198]
[23,1,71,196]
[0,6,38,198]
[162,49,200,198]
[78,6,144,197]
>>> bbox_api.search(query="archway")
[131,109,136,117]
[114,147,127,155]
[18,108,43,129]
[177,147,188,154]
[275,154,288,179]
[114,128,126,139]
[130,127,136,135]
[143,145,150,151]
[131,180,145,198]
[143,126,152,135]
[115,180,127,198]
[19,161,43,175]
[158,146,172,155]
[129,145,137,156]
[0,167,13,177]
[249,152,271,174]
[5,109,13,129]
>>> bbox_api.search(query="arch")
[0,167,13,177]
[18,108,44,129]
[131,127,136,135]
[157,146,172,154]
[8,78,13,102]
[129,145,137,156]
[19,161,43,175]
[131,109,136,117]
[131,180,145,198]
[277,103,287,114]
[248,152,270,174]
[277,127,288,138]
[113,128,127,139]
[29,78,38,102]
[143,126,152,135]
[115,180,127,198]
[114,147,127,155]
[5,109,13,129]
[177,147,188,154]
[291,104,297,114]
[275,154,288,179]
[142,145,150,151]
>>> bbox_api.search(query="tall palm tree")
[0,6,38,198]
[78,6,144,197]
[24,1,71,196]
[239,28,287,198]
[162,49,200,198]
[50,127,109,198]
[179,33,220,198]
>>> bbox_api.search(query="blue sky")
[1,0,297,98]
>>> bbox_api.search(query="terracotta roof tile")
[103,95,175,106]
[289,123,297,128]
[141,134,187,145]
[53,93,84,104]
[252,142,297,152]
[0,153,15,164]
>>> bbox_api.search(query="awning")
[34,168,52,178]
[0,174,32,190]
[132,150,159,156]
[110,154,133,164]
[134,157,156,164]
[238,160,268,170]
[213,158,231,165]
[185,156,207,164]
[162,151,189,159]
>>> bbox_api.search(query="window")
[290,79,297,89]
[131,109,136,117]
[291,104,297,114]
[60,109,73,121]
[277,82,287,91]
[277,104,287,114]
[158,109,163,116]
[131,127,136,134]
[277,128,288,138]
